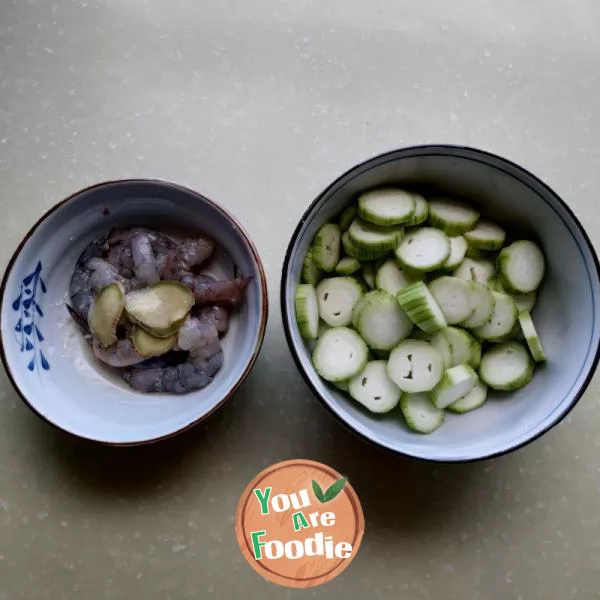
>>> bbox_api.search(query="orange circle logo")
[235,459,364,588]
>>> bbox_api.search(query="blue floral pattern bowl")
[0,179,268,445]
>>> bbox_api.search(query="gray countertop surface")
[1,1,600,598]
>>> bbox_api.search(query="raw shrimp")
[87,258,127,292]
[69,237,124,320]
[92,338,147,367]
[179,274,251,307]
[121,316,224,393]
[68,226,249,395]
[163,237,214,279]
[130,233,160,285]
[107,244,134,279]
[197,305,229,334]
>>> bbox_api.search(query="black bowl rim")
[0,178,269,446]
[280,144,600,464]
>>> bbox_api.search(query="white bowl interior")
[283,147,600,461]
[1,180,266,444]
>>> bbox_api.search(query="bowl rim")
[280,143,600,463]
[0,177,269,446]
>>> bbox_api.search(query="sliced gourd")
[124,281,195,338]
[131,326,177,358]
[375,259,423,295]
[464,220,506,251]
[295,284,319,339]
[428,198,480,234]
[357,188,416,226]
[453,257,495,284]
[335,256,361,276]
[348,218,404,260]
[338,205,357,232]
[348,360,402,413]
[497,240,546,293]
[312,327,368,382]
[395,227,450,272]
[302,248,323,285]
[312,223,341,272]
[88,283,125,347]
[404,194,429,226]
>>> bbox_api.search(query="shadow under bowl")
[0,179,268,445]
[281,145,600,462]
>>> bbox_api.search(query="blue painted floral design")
[12,261,50,372]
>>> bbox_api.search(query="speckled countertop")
[1,1,600,598]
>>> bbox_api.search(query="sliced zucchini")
[315,277,363,327]
[312,223,341,272]
[461,281,495,328]
[361,262,376,289]
[447,379,488,414]
[498,240,545,293]
[352,290,413,350]
[479,341,534,391]
[400,393,444,434]
[375,259,422,295]
[396,281,447,332]
[348,218,403,260]
[348,360,402,413]
[335,257,361,276]
[464,220,506,251]
[404,194,429,226]
[302,248,323,286]
[512,291,536,313]
[428,198,480,234]
[443,235,468,269]
[342,231,359,258]
[472,292,518,342]
[469,339,482,369]
[131,326,177,358]
[429,330,453,369]
[487,277,506,293]
[312,327,368,382]
[338,205,357,232]
[387,339,444,393]
[428,276,474,325]
[88,283,125,347]
[357,188,416,226]
[124,281,194,338]
[453,257,495,284]
[295,284,319,340]
[518,310,547,362]
[317,320,331,337]
[430,364,478,409]
[395,227,450,272]
[444,326,476,367]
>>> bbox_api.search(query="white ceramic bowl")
[281,145,600,462]
[0,179,268,445]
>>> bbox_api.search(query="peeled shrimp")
[121,316,224,393]
[92,338,146,367]
[107,244,134,279]
[163,237,214,280]
[131,233,160,285]
[69,247,124,320]
[197,305,229,334]
[87,258,126,292]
